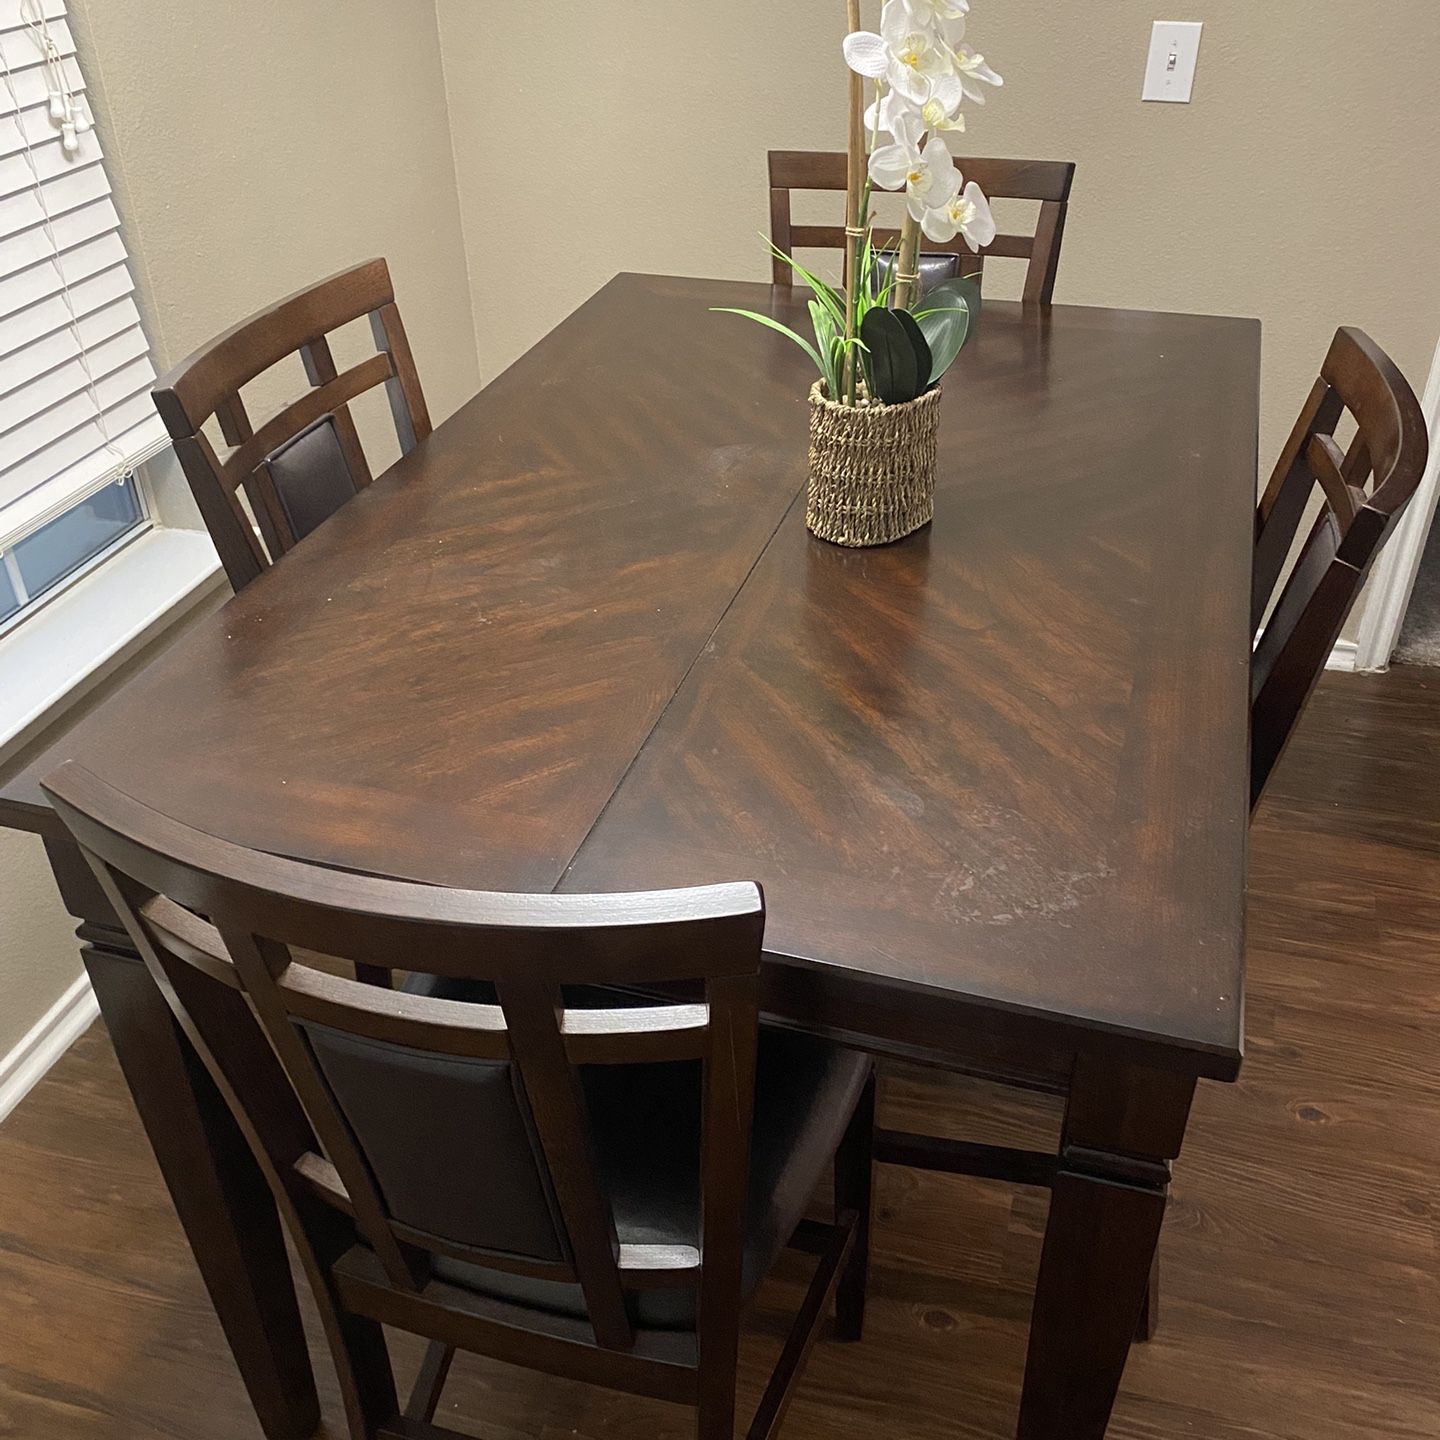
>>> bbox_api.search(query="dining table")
[0,272,1259,1440]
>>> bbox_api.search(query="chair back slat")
[299,333,376,489]
[215,393,255,447]
[219,922,429,1290]
[372,302,432,452]
[790,224,1033,261]
[1250,327,1428,807]
[497,979,634,1350]
[41,761,765,1353]
[694,972,758,1409]
[1304,434,1363,530]
[768,150,1075,303]
[221,354,392,486]
[1342,430,1373,487]
[1251,378,1343,633]
[152,258,431,592]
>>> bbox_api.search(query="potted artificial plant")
[718,0,1001,546]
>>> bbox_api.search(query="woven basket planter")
[806,381,942,547]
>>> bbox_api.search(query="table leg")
[1016,1055,1195,1440]
[45,840,320,1440]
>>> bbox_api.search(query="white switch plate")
[1142,21,1203,103]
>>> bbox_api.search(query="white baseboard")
[0,974,99,1125]
[1326,638,1359,673]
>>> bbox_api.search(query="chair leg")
[747,1216,856,1440]
[833,1072,876,1341]
[289,1205,400,1440]
[404,1340,456,1422]
[697,1378,738,1440]
[1135,1247,1161,1342]
[696,1269,742,1440]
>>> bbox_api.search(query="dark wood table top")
[0,273,1258,1080]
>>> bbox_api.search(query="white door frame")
[1349,330,1440,672]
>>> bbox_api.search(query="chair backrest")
[152,258,432,592]
[871,250,961,301]
[42,761,764,1354]
[1251,327,1428,808]
[767,150,1075,303]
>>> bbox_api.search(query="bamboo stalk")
[891,213,922,312]
[842,0,864,405]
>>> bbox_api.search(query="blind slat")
[0,126,101,198]
[0,331,151,462]
[1,95,90,158]
[0,157,110,240]
[0,351,156,481]
[0,256,130,357]
[0,224,122,314]
[0,194,117,279]
[0,0,164,545]
[0,289,139,393]
[1,397,164,538]
[0,53,82,117]
[0,0,67,32]
[0,15,74,71]
[0,407,165,541]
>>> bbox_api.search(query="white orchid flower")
[887,103,925,154]
[863,86,918,141]
[951,44,1003,104]
[843,0,954,105]
[871,131,961,221]
[921,99,966,133]
[920,73,966,132]
[921,180,997,249]
[904,0,969,22]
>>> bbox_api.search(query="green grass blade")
[763,240,845,326]
[711,307,825,378]
[808,299,842,398]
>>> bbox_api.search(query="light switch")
[1142,21,1203,103]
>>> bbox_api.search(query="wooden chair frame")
[152,258,432,592]
[767,151,1075,303]
[1250,326,1428,807]
[43,762,873,1440]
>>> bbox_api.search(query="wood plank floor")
[2,667,1437,1440]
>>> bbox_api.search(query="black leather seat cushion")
[400,974,871,1330]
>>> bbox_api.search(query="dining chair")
[871,324,1429,1343]
[767,150,1076,303]
[42,760,875,1440]
[151,257,432,593]
[1250,326,1429,808]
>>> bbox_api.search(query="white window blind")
[0,0,166,546]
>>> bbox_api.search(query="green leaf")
[910,274,982,323]
[861,307,923,404]
[909,277,980,385]
[711,307,825,380]
[893,309,934,394]
[865,239,900,309]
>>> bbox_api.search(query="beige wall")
[437,0,1440,470]
[0,833,84,1060]
[69,0,480,454]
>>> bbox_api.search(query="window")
[0,0,168,629]
[0,469,144,629]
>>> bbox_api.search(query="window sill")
[0,527,225,767]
